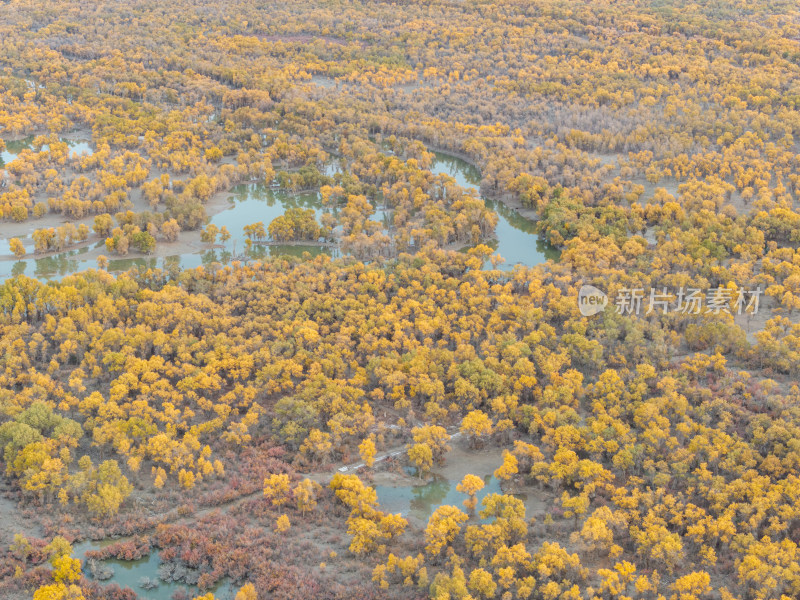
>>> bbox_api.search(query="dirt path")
[180,430,465,523]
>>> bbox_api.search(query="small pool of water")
[375,471,539,523]
[73,539,236,600]
[0,240,338,284]
[64,138,94,158]
[0,176,355,282]
[0,135,94,167]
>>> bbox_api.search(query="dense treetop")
[2,1,800,599]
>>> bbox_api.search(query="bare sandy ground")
[1,124,239,261]
[0,486,43,548]
[0,186,234,262]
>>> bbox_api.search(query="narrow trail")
[170,431,465,524]
[75,428,467,554]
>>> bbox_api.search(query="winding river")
[0,141,557,282]
[429,151,558,267]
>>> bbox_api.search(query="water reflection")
[430,151,560,269]
[1,148,557,283]
[375,472,534,523]
[209,182,340,260]
[431,151,482,188]
[1,136,37,166]
[1,135,94,167]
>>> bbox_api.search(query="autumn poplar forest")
[2,0,800,599]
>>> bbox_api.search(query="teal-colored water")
[0,135,93,167]
[375,469,540,524]
[72,539,236,600]
[64,139,94,158]
[1,142,557,283]
[208,182,341,259]
[0,242,206,282]
[430,151,559,269]
[0,181,343,282]
[376,472,515,522]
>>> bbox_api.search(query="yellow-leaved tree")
[456,474,485,513]
[32,537,85,600]
[263,473,292,507]
[425,505,469,556]
[359,435,377,468]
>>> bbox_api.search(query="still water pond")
[207,183,342,259]
[72,539,235,600]
[0,135,93,167]
[375,470,543,524]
